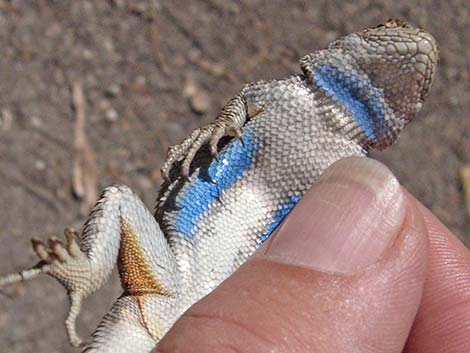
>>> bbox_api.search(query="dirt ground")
[0,1,468,352]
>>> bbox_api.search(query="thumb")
[155,157,428,353]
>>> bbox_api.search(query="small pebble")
[34,160,46,171]
[184,77,210,114]
[106,84,121,98]
[135,75,146,86]
[99,99,111,110]
[82,49,94,60]
[189,91,211,114]
[0,108,13,131]
[105,108,119,122]
[30,115,42,128]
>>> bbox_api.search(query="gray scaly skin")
[0,20,438,353]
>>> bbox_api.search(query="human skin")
[154,157,470,353]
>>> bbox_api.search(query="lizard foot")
[33,228,92,347]
[0,227,92,348]
[160,123,232,181]
[29,228,91,291]
[161,93,261,180]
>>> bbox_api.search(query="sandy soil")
[0,1,468,352]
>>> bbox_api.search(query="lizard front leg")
[0,185,178,348]
[160,89,263,180]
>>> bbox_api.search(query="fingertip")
[264,157,407,274]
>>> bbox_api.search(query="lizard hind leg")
[1,184,179,349]
[82,295,161,353]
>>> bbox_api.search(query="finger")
[155,157,428,353]
[404,200,470,353]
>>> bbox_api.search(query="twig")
[72,82,98,216]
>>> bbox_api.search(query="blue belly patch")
[259,193,303,245]
[175,129,258,239]
[312,64,386,142]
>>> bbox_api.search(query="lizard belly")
[164,81,366,299]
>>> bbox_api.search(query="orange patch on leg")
[118,222,171,296]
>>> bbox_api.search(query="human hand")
[154,157,470,353]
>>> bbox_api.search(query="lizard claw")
[32,238,57,264]
[233,128,245,148]
[208,124,226,159]
[32,232,82,266]
[180,128,214,178]
[161,128,203,180]
[161,121,236,180]
[64,227,82,258]
[161,93,252,181]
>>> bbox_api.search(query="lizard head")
[300,20,439,149]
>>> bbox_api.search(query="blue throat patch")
[175,129,258,239]
[312,64,387,142]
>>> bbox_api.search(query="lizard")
[0,20,438,353]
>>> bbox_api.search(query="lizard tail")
[0,263,47,288]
